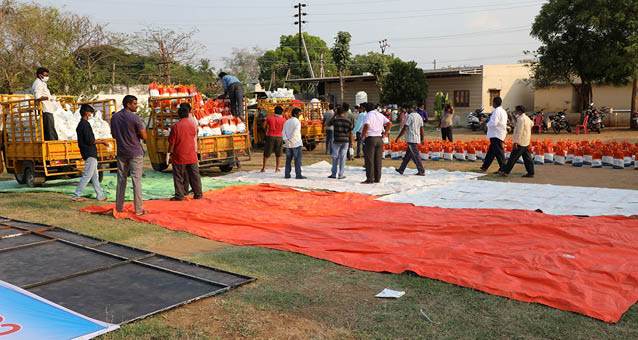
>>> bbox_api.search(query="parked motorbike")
[529,109,549,133]
[584,103,604,134]
[632,111,638,129]
[467,105,486,131]
[550,109,571,134]
[505,108,515,134]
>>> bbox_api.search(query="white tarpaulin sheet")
[380,180,638,216]
[222,161,482,195]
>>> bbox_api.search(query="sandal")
[135,210,149,216]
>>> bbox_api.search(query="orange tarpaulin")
[82,184,638,322]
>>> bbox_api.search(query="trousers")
[285,146,303,178]
[363,136,383,182]
[398,143,425,174]
[502,145,535,175]
[173,163,203,199]
[481,138,505,171]
[72,157,105,200]
[116,156,144,213]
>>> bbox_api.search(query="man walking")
[480,97,508,173]
[111,95,147,216]
[218,72,243,118]
[361,102,392,184]
[353,104,367,158]
[500,105,534,178]
[282,108,306,179]
[323,103,335,155]
[261,106,286,172]
[394,104,425,176]
[328,107,354,179]
[343,103,355,160]
[32,67,58,140]
[71,104,109,202]
[168,103,203,201]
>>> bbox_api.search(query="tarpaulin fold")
[82,184,638,323]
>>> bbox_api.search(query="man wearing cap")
[71,104,109,202]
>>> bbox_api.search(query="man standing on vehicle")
[282,108,306,179]
[168,103,203,201]
[217,72,243,118]
[32,67,58,140]
[500,105,534,178]
[261,105,286,173]
[480,97,507,173]
[111,95,147,216]
[71,104,109,202]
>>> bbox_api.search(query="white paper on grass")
[380,180,638,216]
[220,161,484,196]
[375,288,405,299]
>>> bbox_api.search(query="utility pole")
[433,59,437,70]
[319,53,325,78]
[111,62,116,94]
[379,39,389,55]
[294,3,307,78]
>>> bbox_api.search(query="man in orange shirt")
[168,103,202,201]
[261,105,287,172]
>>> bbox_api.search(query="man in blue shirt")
[217,72,243,117]
[352,104,367,158]
[417,102,429,124]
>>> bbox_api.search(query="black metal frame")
[0,216,255,324]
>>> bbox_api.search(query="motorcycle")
[584,103,604,134]
[632,111,638,129]
[550,109,571,134]
[529,109,549,133]
[467,105,486,131]
[505,108,515,134]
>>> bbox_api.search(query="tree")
[350,52,397,93]
[607,0,638,114]
[134,26,203,84]
[257,33,336,93]
[381,59,428,107]
[530,0,630,114]
[223,47,263,93]
[331,31,352,104]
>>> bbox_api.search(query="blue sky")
[44,0,545,70]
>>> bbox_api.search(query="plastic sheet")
[221,161,482,196]
[380,180,638,216]
[83,184,638,322]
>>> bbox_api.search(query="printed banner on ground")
[0,280,118,339]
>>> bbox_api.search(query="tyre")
[471,125,478,132]
[566,126,572,133]
[24,163,43,188]
[151,162,168,172]
[219,164,233,173]
[15,173,26,185]
[306,142,317,151]
[553,125,560,134]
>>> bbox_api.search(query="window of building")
[489,89,501,105]
[454,90,470,107]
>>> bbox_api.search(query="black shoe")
[415,173,425,176]
[284,175,291,179]
[328,175,336,179]
[395,168,403,175]
[193,195,203,200]
[522,174,534,178]
[170,197,184,201]
[500,172,508,177]
[296,176,307,179]
[361,180,373,184]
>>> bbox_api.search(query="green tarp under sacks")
[0,171,244,201]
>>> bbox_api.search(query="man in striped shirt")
[327,107,354,179]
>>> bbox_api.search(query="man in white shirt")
[480,97,507,173]
[323,103,335,155]
[361,102,392,184]
[31,67,58,140]
[501,105,535,178]
[394,104,425,176]
[282,108,306,179]
[353,105,367,158]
